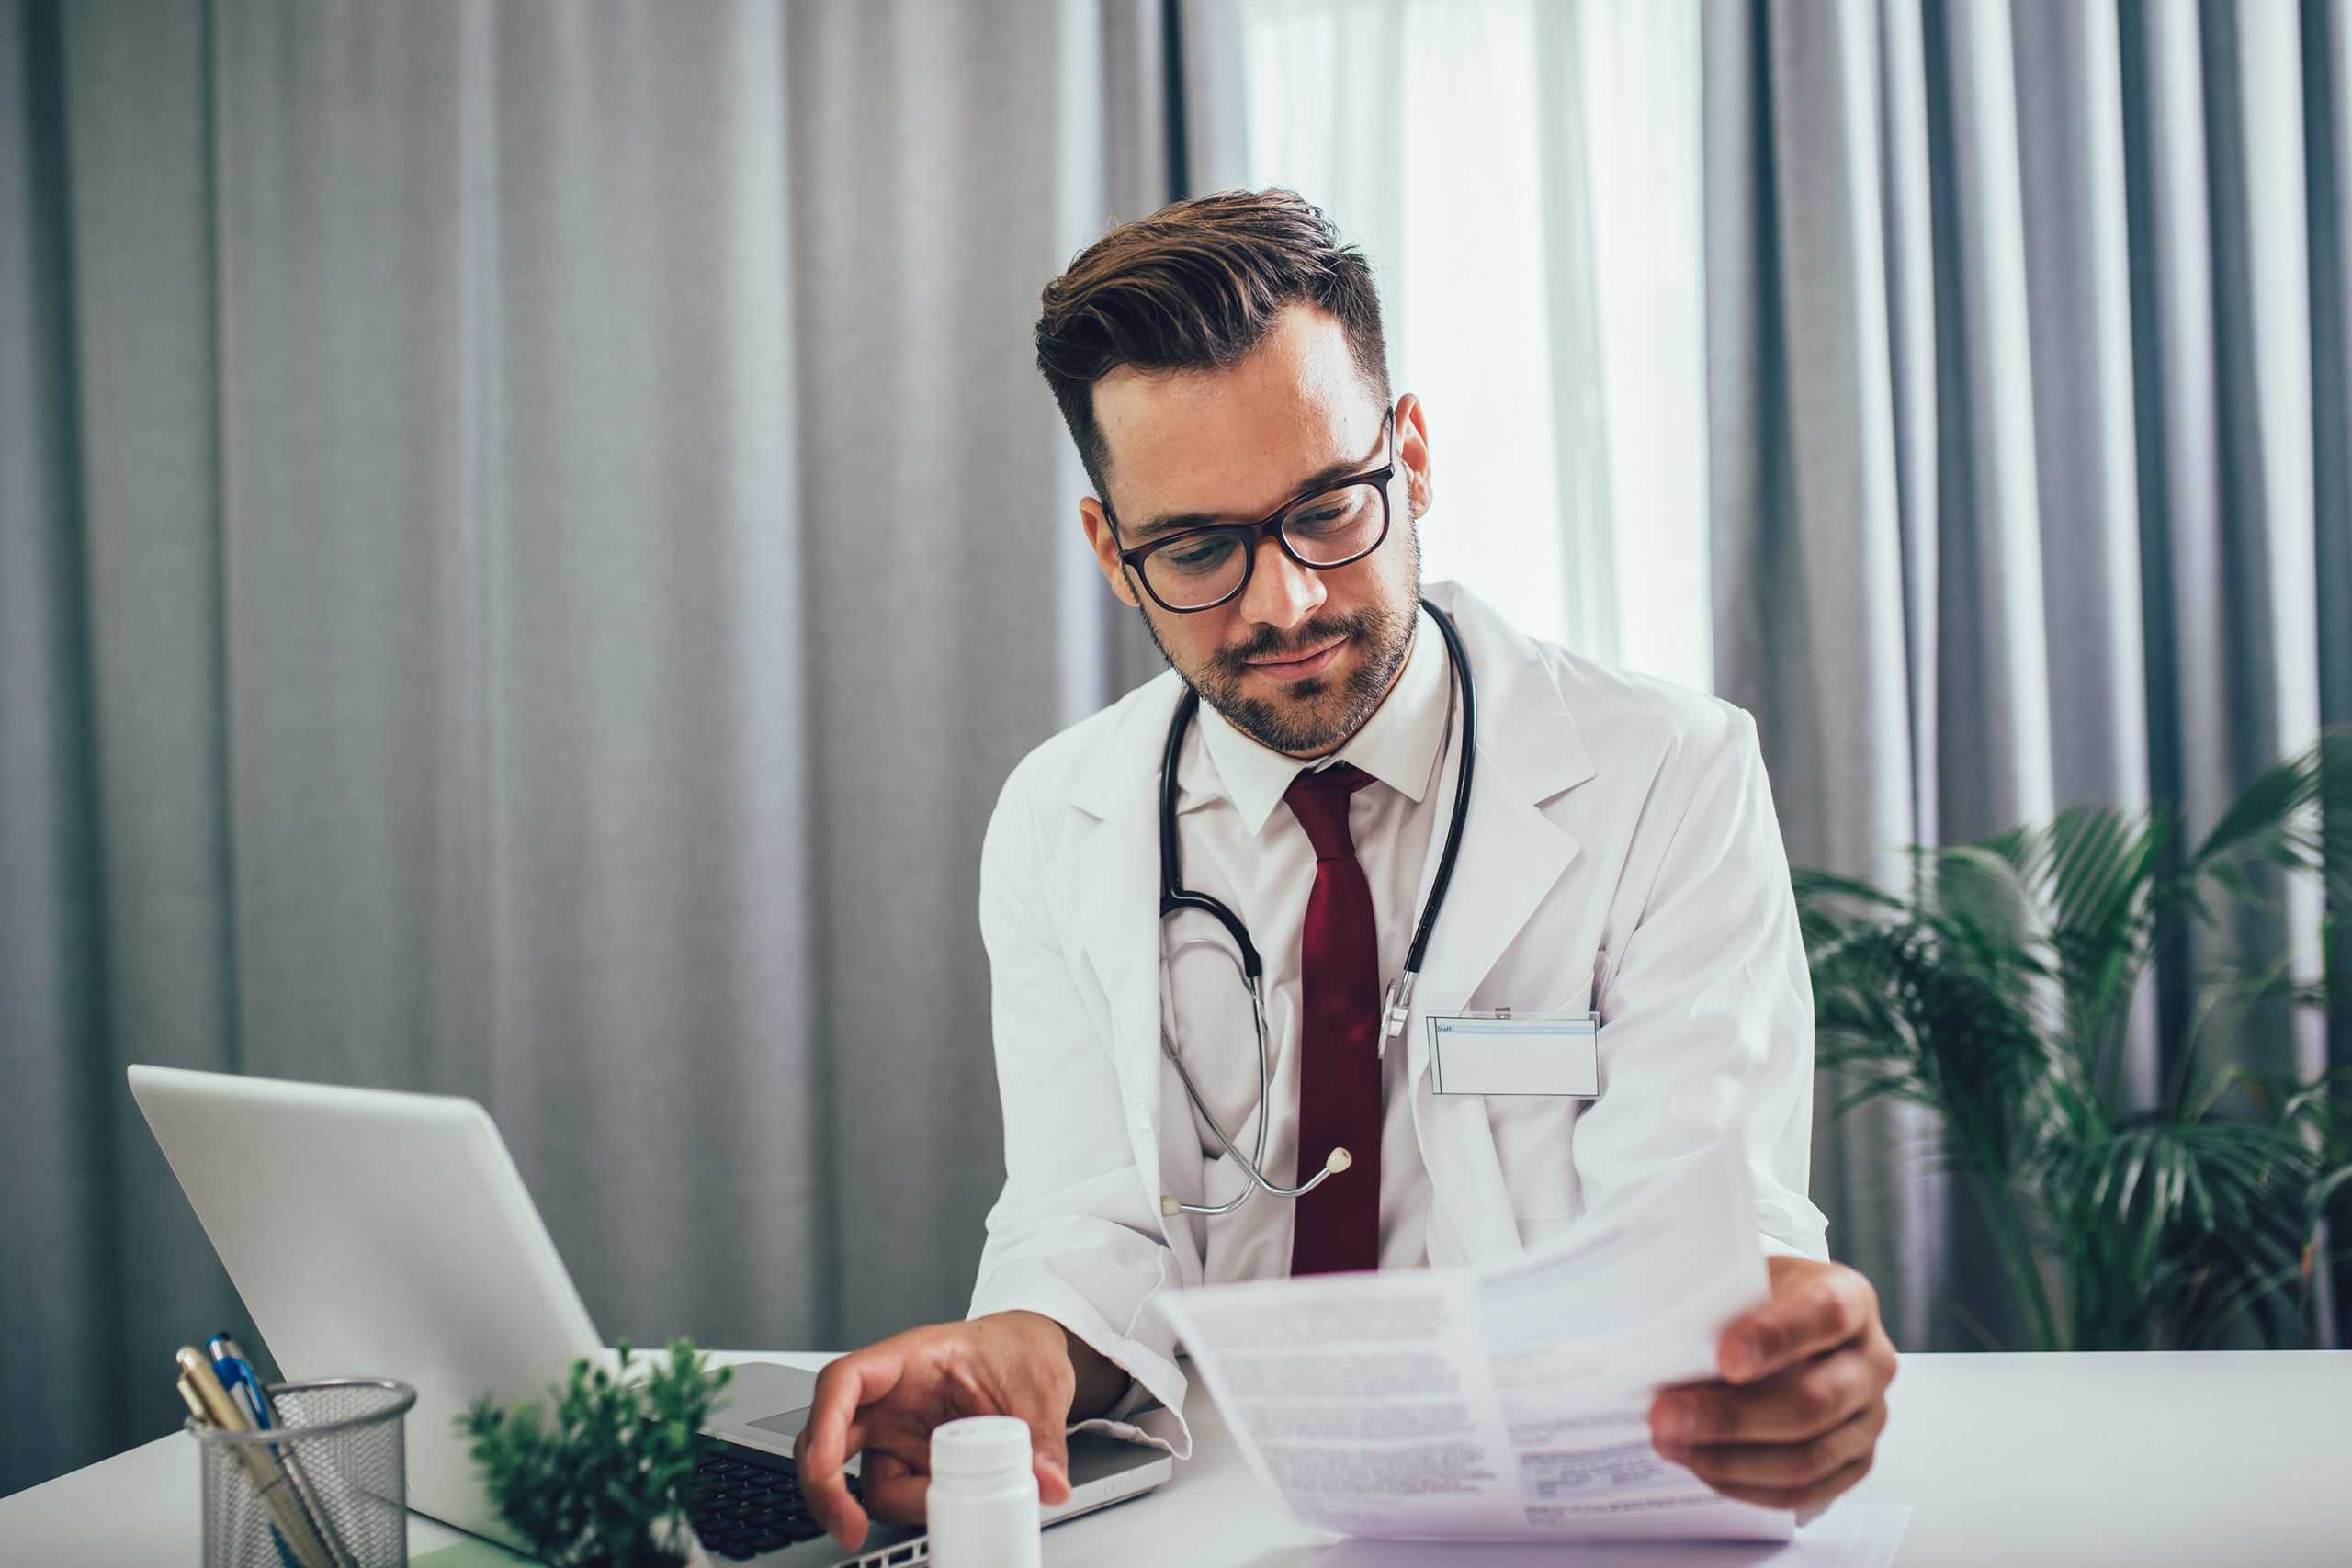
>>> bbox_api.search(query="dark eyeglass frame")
[1105,410,1398,614]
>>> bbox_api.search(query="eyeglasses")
[1106,411,1397,613]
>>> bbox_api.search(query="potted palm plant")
[1796,728,2352,1350]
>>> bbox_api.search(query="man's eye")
[1290,492,1370,533]
[1164,537,1236,572]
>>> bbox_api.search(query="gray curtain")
[1704,0,2352,1352]
[0,0,1191,1495]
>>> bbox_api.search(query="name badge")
[1427,1010,1600,1098]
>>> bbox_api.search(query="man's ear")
[1079,496,1142,609]
[1396,394,1434,521]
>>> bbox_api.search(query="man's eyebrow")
[1129,451,1370,541]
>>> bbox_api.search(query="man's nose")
[1237,534,1325,631]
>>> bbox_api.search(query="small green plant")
[1798,726,2352,1351]
[461,1337,734,1567]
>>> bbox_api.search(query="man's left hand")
[1647,1255,1898,1516]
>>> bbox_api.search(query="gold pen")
[175,1370,217,1428]
[256,1393,363,1568]
[175,1347,338,1568]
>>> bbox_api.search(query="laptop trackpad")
[747,1405,812,1441]
[705,1361,822,1450]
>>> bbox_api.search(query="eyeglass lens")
[1142,482,1386,610]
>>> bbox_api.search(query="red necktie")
[1283,762,1383,1275]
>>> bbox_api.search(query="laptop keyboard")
[688,1438,864,1561]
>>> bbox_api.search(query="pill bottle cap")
[929,1416,1032,1483]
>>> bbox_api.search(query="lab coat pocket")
[1487,1095,1587,1222]
[1480,989,1593,1222]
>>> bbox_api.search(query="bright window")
[1236,0,1713,691]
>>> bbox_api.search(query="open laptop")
[128,1063,1171,1567]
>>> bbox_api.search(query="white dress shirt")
[1160,604,1453,1280]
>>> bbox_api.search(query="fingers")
[793,1316,1087,1549]
[1032,1429,1073,1507]
[858,1450,930,1528]
[1719,1261,1878,1382]
[1653,1316,1892,1522]
[794,1350,905,1549]
[858,1427,1071,1528]
[979,1312,1076,1506]
[1688,1450,1875,1516]
[1652,1339,1886,1448]
[1656,1401,1887,1498]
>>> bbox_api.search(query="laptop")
[128,1063,1171,1566]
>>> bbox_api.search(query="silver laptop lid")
[128,1063,605,1547]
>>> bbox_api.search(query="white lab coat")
[967,581,1828,1458]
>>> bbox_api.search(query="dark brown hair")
[1034,188,1392,513]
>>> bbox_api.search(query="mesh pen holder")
[189,1377,416,1568]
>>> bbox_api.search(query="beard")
[1138,574,1421,756]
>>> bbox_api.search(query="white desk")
[6,1350,2347,1566]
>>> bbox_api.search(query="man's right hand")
[792,1310,1117,1551]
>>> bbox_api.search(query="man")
[796,189,1897,1551]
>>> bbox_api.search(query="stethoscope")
[1155,598,1477,1219]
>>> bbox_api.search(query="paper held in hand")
[1153,1139,1797,1544]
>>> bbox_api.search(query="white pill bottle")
[925,1416,1043,1568]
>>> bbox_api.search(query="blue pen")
[207,1331,273,1429]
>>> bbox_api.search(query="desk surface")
[6,1350,2347,1566]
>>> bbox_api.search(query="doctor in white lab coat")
[796,190,1897,1552]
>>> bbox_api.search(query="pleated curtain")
[0,0,1184,1495]
[1703,0,2351,1351]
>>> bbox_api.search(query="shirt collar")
[1192,605,1450,836]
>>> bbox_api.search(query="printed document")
[1154,1141,1796,1543]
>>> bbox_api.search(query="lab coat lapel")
[1069,678,1194,1269]
[1074,787,1159,1133]
[1404,587,1595,1262]
[1405,759,1582,1263]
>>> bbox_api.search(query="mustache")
[1211,613,1379,675]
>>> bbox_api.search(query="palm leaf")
[2186,728,2352,910]
[1796,724,2352,1350]
[2030,806,2170,1079]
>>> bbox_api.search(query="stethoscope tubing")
[1155,598,1476,1218]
